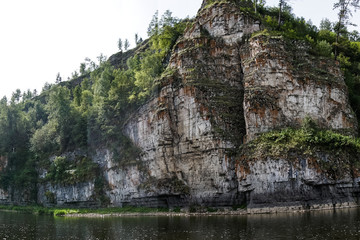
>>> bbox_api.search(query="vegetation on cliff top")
[255,1,360,135]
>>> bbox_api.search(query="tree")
[85,57,98,71]
[71,71,79,79]
[349,30,360,41]
[80,63,87,75]
[11,89,21,104]
[56,72,62,83]
[320,18,333,31]
[22,89,33,102]
[160,10,178,27]
[147,10,159,37]
[46,86,73,151]
[253,0,266,13]
[333,0,360,60]
[118,38,123,52]
[124,39,130,51]
[134,33,143,45]
[42,82,53,92]
[97,53,107,66]
[135,33,139,46]
[278,0,289,28]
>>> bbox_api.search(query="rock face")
[1,0,359,210]
[38,182,96,207]
[241,35,357,140]
[236,151,360,211]
[103,0,357,209]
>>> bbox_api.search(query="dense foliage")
[0,11,188,199]
[245,118,360,157]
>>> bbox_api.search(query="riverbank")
[1,202,358,218]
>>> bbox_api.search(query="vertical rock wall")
[241,35,357,141]
[118,2,262,207]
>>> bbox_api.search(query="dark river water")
[1,208,360,239]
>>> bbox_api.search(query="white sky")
[0,0,359,99]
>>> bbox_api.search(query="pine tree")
[135,33,139,46]
[124,39,130,51]
[56,72,62,84]
[118,38,123,52]
[333,0,360,60]
[278,0,289,28]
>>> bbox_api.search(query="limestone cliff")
[10,0,360,210]
[241,34,357,140]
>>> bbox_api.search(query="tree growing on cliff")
[133,33,144,47]
[147,10,159,37]
[253,0,266,13]
[278,0,289,28]
[135,33,139,46]
[80,63,87,75]
[56,72,62,84]
[333,0,360,60]
[118,38,123,52]
[124,39,130,51]
[320,18,333,31]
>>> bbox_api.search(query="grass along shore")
[0,205,170,217]
[0,205,247,217]
[1,203,359,217]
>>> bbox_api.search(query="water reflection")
[0,208,360,239]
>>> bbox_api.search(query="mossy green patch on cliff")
[44,156,98,185]
[239,118,360,179]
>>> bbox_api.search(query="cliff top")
[200,0,252,9]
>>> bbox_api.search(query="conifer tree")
[118,38,123,52]
[124,39,130,51]
[333,0,360,60]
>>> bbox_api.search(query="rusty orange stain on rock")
[199,104,210,120]
[235,161,251,181]
[270,109,279,124]
[307,156,323,174]
[184,86,196,96]
[157,110,168,120]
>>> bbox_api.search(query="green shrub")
[316,40,332,57]
[243,117,360,159]
[53,209,79,217]
[45,156,98,185]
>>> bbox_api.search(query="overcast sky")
[0,0,359,99]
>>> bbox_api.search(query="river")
[1,207,360,239]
